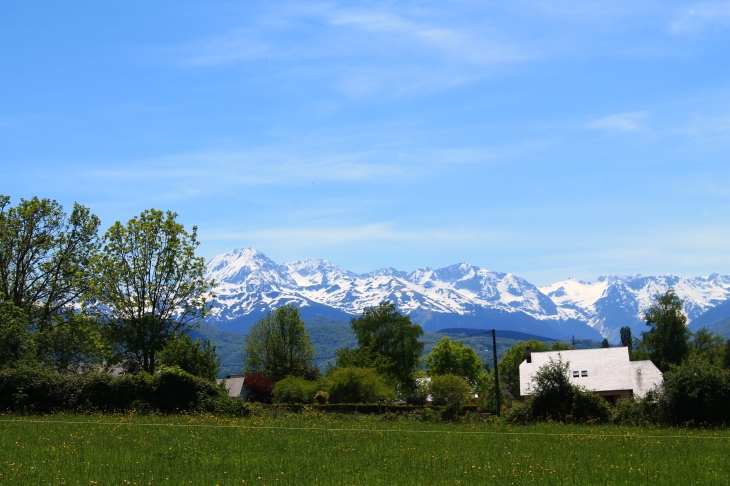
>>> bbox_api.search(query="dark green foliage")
[426,337,484,388]
[243,305,316,382]
[498,339,549,396]
[345,301,423,392]
[657,357,730,425]
[725,339,730,370]
[690,328,725,365]
[35,311,109,374]
[528,357,574,422]
[325,367,396,404]
[273,376,318,404]
[159,334,221,381]
[570,387,612,423]
[620,326,633,351]
[612,394,660,426]
[0,302,35,369]
[641,289,691,372]
[601,338,609,348]
[428,373,471,421]
[0,366,228,414]
[550,341,575,351]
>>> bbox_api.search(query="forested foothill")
[2,194,730,426]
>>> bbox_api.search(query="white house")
[519,347,662,404]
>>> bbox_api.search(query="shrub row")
[266,403,479,414]
[0,366,246,415]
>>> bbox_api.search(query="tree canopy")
[0,195,100,323]
[89,209,213,374]
[243,305,316,382]
[497,339,550,396]
[339,301,423,392]
[426,337,484,388]
[641,289,691,372]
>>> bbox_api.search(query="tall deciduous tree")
[640,289,691,372]
[497,339,549,396]
[342,301,423,392]
[0,195,100,323]
[242,305,315,382]
[426,337,484,388]
[90,209,213,374]
[620,326,633,351]
[159,334,220,381]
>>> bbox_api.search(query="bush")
[245,373,275,404]
[274,376,317,404]
[656,357,730,425]
[529,357,573,422]
[571,387,611,423]
[326,367,396,404]
[429,374,472,421]
[314,390,329,404]
[612,394,659,426]
[0,366,225,414]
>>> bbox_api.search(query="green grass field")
[2,412,728,485]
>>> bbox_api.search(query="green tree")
[498,339,549,396]
[528,356,574,422]
[242,305,316,382]
[601,338,610,348]
[620,326,633,351]
[342,301,423,392]
[0,195,99,325]
[550,342,575,351]
[724,339,730,370]
[690,328,725,365]
[429,373,472,420]
[90,209,213,374]
[640,289,691,372]
[0,301,35,369]
[426,337,484,388]
[35,311,109,374]
[159,334,221,381]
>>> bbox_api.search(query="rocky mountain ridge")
[204,248,730,341]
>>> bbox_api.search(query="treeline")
[0,195,221,389]
[240,301,492,420]
[509,290,730,426]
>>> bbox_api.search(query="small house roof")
[217,375,247,398]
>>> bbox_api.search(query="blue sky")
[1,1,729,285]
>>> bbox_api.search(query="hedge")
[0,366,231,414]
[261,404,480,414]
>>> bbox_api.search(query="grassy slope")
[194,320,600,379]
[1,414,728,485]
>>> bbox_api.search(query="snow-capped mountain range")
[204,248,730,342]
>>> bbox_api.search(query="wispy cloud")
[670,2,730,34]
[587,112,649,132]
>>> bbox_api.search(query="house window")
[573,371,579,377]
[581,370,588,377]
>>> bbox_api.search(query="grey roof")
[217,376,247,399]
[519,347,662,398]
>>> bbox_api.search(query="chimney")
[525,346,532,364]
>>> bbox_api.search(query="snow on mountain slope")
[540,274,730,341]
[204,248,561,332]
[204,248,730,341]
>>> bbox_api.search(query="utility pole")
[492,329,500,416]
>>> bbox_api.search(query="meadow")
[1,412,728,485]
